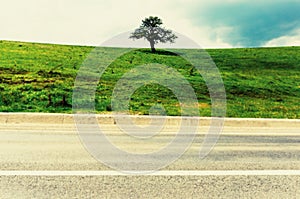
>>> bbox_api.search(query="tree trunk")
[150,40,156,53]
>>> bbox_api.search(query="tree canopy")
[130,16,177,53]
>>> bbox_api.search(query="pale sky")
[1,0,300,48]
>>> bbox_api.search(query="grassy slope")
[0,40,299,118]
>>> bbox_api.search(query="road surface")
[0,113,299,198]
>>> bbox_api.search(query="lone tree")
[130,16,177,53]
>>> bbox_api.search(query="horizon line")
[1,39,299,50]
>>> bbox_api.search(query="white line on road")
[1,170,300,176]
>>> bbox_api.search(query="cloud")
[0,0,234,48]
[0,0,159,45]
[5,0,299,48]
[190,1,300,47]
[264,28,300,47]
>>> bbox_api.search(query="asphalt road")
[0,113,299,198]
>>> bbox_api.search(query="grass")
[0,40,299,118]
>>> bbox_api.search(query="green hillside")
[0,40,299,118]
